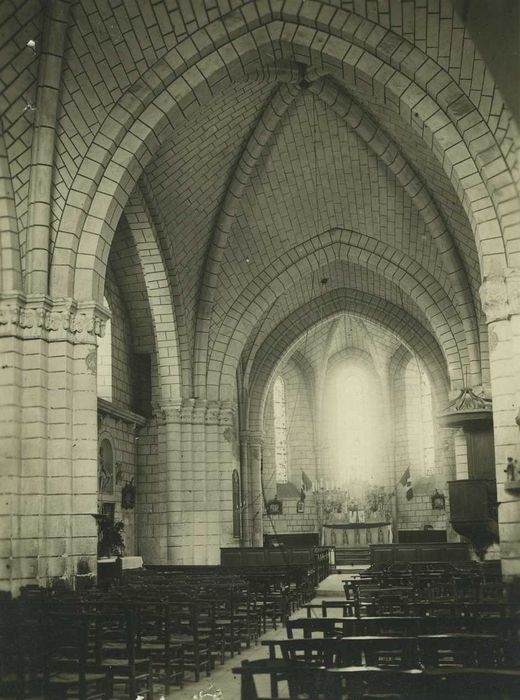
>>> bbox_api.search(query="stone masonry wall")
[263,493,318,536]
[97,266,144,556]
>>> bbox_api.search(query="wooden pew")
[304,600,357,618]
[232,658,327,700]
[262,636,420,668]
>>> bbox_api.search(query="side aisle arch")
[122,187,185,403]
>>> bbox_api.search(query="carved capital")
[204,400,221,425]
[0,294,111,343]
[480,269,520,323]
[157,398,238,426]
[218,400,237,426]
[180,398,196,424]
[241,430,264,447]
[72,301,111,343]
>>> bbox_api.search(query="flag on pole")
[399,467,413,500]
[302,471,313,492]
[300,470,313,501]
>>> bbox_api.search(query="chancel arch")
[211,237,468,400]
[249,303,453,550]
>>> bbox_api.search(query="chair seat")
[140,640,183,651]
[102,656,147,666]
[48,671,107,684]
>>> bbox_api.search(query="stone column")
[239,431,252,546]
[0,295,108,594]
[248,431,264,547]
[239,430,264,547]
[0,294,25,593]
[217,401,240,550]
[143,398,239,565]
[481,270,520,581]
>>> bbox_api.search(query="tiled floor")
[164,573,351,699]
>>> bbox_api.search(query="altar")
[321,521,392,547]
[97,555,143,585]
[97,555,143,569]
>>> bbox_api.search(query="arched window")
[97,296,112,401]
[232,469,241,539]
[404,360,435,476]
[273,376,288,483]
[327,361,382,484]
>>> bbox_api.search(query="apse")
[260,311,447,539]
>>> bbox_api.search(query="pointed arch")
[0,132,22,292]
[245,289,450,433]
[122,187,184,403]
[49,8,516,307]
[210,231,467,397]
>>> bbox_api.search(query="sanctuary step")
[335,546,371,566]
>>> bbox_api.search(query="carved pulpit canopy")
[438,386,492,429]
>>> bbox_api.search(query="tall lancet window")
[329,363,381,484]
[273,376,288,483]
[404,360,435,476]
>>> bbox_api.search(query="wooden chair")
[0,598,45,700]
[262,637,340,668]
[417,633,505,669]
[326,666,424,700]
[168,601,211,682]
[136,600,184,694]
[43,613,112,700]
[232,658,328,700]
[357,617,422,638]
[196,598,226,668]
[93,609,153,699]
[343,636,420,669]
[305,600,357,618]
[421,668,520,700]
[286,617,357,639]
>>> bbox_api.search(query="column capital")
[0,294,110,342]
[480,269,520,322]
[240,429,264,446]
[157,398,238,425]
[153,399,182,422]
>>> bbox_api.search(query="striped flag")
[300,470,313,501]
[399,467,414,500]
[302,470,313,492]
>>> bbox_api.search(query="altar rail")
[370,543,471,566]
[264,533,320,548]
[220,547,330,583]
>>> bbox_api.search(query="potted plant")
[92,514,125,558]
[76,557,96,590]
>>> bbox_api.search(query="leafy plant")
[76,557,91,575]
[92,514,125,558]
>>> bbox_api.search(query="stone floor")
[163,573,352,699]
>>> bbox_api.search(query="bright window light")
[273,376,288,483]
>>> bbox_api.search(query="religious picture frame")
[266,496,283,515]
[297,500,304,513]
[121,478,136,510]
[431,489,446,510]
[98,437,115,498]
